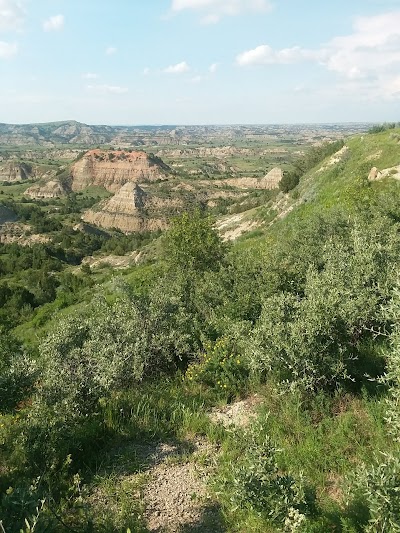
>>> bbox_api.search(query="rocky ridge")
[71,150,170,192]
[25,180,68,199]
[368,165,400,181]
[83,182,181,233]
[0,161,32,182]
[199,167,282,190]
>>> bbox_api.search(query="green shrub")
[384,286,400,441]
[22,278,205,468]
[185,337,249,397]
[279,170,300,193]
[216,419,311,530]
[345,452,400,532]
[248,222,396,391]
[0,330,37,413]
[163,209,227,274]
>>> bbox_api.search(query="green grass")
[0,181,34,200]
[78,185,113,199]
[3,127,400,532]
[209,386,394,532]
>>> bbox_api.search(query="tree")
[163,209,227,274]
[279,170,300,193]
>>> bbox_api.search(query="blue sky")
[0,0,400,124]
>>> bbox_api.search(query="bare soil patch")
[142,441,221,532]
[209,394,263,429]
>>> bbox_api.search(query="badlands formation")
[83,182,182,233]
[1,147,283,234]
[70,150,169,192]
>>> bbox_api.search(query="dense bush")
[22,278,205,468]
[248,219,398,391]
[345,453,400,532]
[279,170,300,193]
[368,123,399,134]
[384,286,400,441]
[217,419,311,529]
[185,337,249,397]
[0,330,37,413]
[337,285,400,533]
[163,209,227,273]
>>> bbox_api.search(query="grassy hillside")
[1,128,400,532]
[226,128,400,249]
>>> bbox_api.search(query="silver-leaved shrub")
[0,329,37,413]
[218,419,309,530]
[248,226,395,391]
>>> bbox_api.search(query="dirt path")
[88,397,261,531]
[140,441,222,532]
[140,395,262,532]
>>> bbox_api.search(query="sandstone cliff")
[25,180,68,199]
[198,167,282,190]
[0,161,31,182]
[82,182,181,233]
[71,150,170,192]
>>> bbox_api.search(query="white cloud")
[87,84,128,95]
[0,39,17,58]
[0,0,25,32]
[209,62,219,73]
[236,44,321,66]
[43,14,64,32]
[236,10,400,101]
[143,67,150,75]
[171,0,271,23]
[105,46,117,56]
[293,84,307,93]
[323,11,400,80]
[164,61,190,74]
[381,75,400,99]
[322,10,400,101]
[82,72,99,80]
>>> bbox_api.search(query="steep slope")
[217,128,400,241]
[0,161,32,182]
[71,150,170,192]
[83,182,182,232]
[24,180,68,199]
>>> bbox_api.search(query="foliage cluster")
[216,419,311,530]
[2,131,400,531]
[368,122,400,134]
[185,337,249,397]
[279,140,345,193]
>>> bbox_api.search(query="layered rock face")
[261,167,283,189]
[198,167,283,190]
[71,150,169,192]
[83,182,181,233]
[0,162,31,182]
[24,180,68,199]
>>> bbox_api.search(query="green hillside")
[2,128,400,532]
